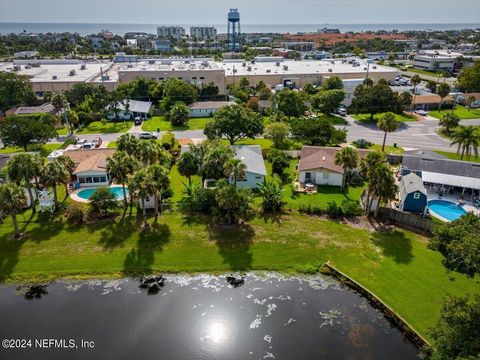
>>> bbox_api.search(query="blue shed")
[399,173,427,213]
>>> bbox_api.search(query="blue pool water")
[428,200,467,222]
[77,186,128,200]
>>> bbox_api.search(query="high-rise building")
[157,26,185,39]
[227,8,241,52]
[190,26,217,40]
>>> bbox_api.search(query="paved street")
[54,117,480,152]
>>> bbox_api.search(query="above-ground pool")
[77,186,128,201]
[428,199,467,222]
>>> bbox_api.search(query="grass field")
[370,144,405,155]
[429,106,480,120]
[76,121,133,134]
[0,143,65,157]
[434,150,480,163]
[142,116,213,131]
[352,112,416,123]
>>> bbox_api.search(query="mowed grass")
[76,121,133,134]
[352,112,416,123]
[370,144,405,155]
[0,208,478,341]
[434,150,480,163]
[0,143,65,157]
[142,116,213,131]
[429,106,480,120]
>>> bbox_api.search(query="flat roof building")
[412,50,462,71]
[190,26,217,40]
[157,26,185,39]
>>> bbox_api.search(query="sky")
[0,0,479,24]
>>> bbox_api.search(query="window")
[78,177,86,184]
[255,176,262,180]
[323,172,329,179]
[413,192,420,199]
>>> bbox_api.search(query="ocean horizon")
[1,22,479,35]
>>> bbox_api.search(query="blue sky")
[0,0,479,24]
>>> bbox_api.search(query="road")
[55,117,480,152]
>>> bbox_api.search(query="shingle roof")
[413,95,454,105]
[402,155,480,179]
[399,173,426,200]
[64,149,115,174]
[298,146,370,173]
[187,101,234,110]
[232,145,267,176]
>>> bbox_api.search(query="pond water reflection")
[0,274,420,359]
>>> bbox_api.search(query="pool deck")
[70,185,126,203]
[426,189,480,220]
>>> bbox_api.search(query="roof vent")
[322,156,326,161]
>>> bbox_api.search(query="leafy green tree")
[224,158,246,187]
[246,96,260,112]
[457,60,480,92]
[350,80,402,120]
[117,133,139,157]
[129,168,154,228]
[148,164,170,222]
[302,83,319,95]
[429,213,480,274]
[177,152,199,185]
[65,83,97,107]
[450,126,480,160]
[213,180,254,225]
[291,117,346,146]
[0,72,36,111]
[198,82,219,101]
[334,147,359,190]
[430,294,480,360]
[258,87,272,100]
[258,179,285,213]
[268,149,289,175]
[161,78,197,111]
[89,187,117,217]
[40,159,69,210]
[272,89,307,118]
[311,89,345,114]
[7,153,41,213]
[0,114,57,150]
[204,104,264,144]
[426,80,437,94]
[437,83,451,111]
[106,151,139,207]
[264,122,290,149]
[0,182,27,238]
[166,102,189,126]
[377,112,398,152]
[321,76,344,90]
[439,113,460,136]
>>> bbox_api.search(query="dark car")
[134,116,143,125]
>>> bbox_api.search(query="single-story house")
[231,145,267,188]
[106,100,152,120]
[297,146,369,187]
[5,103,58,117]
[187,101,234,118]
[398,173,427,213]
[412,94,454,111]
[64,149,115,187]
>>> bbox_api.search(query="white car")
[337,108,347,116]
[139,132,157,140]
[415,110,427,116]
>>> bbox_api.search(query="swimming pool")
[428,199,467,222]
[77,186,128,201]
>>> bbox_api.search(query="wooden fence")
[377,207,434,234]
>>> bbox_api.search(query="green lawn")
[434,150,480,163]
[352,112,416,123]
[76,121,133,134]
[56,127,69,136]
[0,143,65,157]
[407,68,446,77]
[370,144,405,155]
[142,116,213,131]
[221,138,274,149]
[429,106,480,120]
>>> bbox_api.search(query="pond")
[0,274,421,360]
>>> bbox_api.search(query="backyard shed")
[398,173,427,213]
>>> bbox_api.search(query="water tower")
[227,8,241,52]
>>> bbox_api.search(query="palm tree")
[136,140,159,166]
[258,179,285,213]
[334,147,359,191]
[7,153,41,213]
[41,159,69,209]
[117,133,139,157]
[377,113,398,152]
[223,158,246,187]
[148,164,170,222]
[450,126,480,160]
[55,155,76,197]
[370,163,397,218]
[0,182,27,238]
[128,169,154,228]
[410,75,421,115]
[106,151,139,207]
[177,152,198,185]
[359,151,384,216]
[436,83,451,111]
[439,113,460,136]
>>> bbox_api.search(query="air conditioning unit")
[275,62,280,66]
[247,66,252,71]
[12,65,20,71]
[148,59,155,64]
[80,64,86,70]
[283,65,288,70]
[52,75,58,80]
[372,66,377,69]
[101,75,110,81]
[266,69,271,73]
[328,68,332,72]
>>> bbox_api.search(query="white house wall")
[231,172,265,188]
[298,169,343,187]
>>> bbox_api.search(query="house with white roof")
[106,100,152,120]
[231,145,267,188]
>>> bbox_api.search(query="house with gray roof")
[231,145,267,188]
[106,100,152,120]
[187,101,234,118]
[398,173,427,213]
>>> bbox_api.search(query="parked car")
[81,142,95,149]
[414,110,427,116]
[76,138,88,146]
[337,108,347,116]
[134,116,143,125]
[139,132,157,140]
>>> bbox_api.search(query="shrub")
[352,138,373,149]
[89,187,117,217]
[268,149,289,175]
[298,203,323,215]
[341,200,363,217]
[160,131,176,150]
[66,204,84,224]
[346,170,365,187]
[326,201,343,218]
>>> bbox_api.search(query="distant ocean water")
[0,22,479,35]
